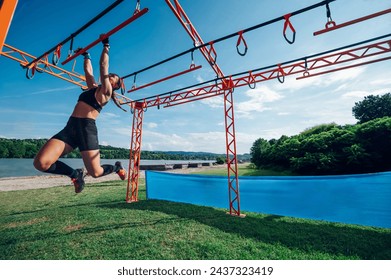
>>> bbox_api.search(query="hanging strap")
[52,44,62,65]
[277,64,285,83]
[236,30,248,56]
[283,14,296,44]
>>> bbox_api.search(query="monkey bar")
[26,0,125,68]
[62,7,149,65]
[2,0,391,219]
[125,34,391,109]
[0,0,18,53]
[314,8,391,36]
[127,65,202,93]
[122,0,336,80]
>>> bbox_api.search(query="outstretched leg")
[33,138,86,193]
[81,149,126,179]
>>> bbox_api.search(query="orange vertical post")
[126,102,145,203]
[0,0,18,53]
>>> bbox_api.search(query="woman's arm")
[99,37,112,98]
[83,53,97,89]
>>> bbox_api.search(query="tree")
[352,93,391,123]
[250,138,271,168]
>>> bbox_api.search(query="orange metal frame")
[0,0,18,53]
[2,0,390,219]
[1,43,86,87]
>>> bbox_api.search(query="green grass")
[194,164,296,176]
[0,173,390,260]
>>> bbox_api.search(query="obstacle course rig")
[1,0,391,217]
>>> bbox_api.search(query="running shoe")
[115,161,127,180]
[71,168,87,193]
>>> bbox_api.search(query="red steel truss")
[130,38,391,109]
[126,102,146,203]
[163,0,242,216]
[165,0,225,78]
[222,84,244,217]
[2,0,390,218]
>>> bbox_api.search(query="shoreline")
[0,164,231,192]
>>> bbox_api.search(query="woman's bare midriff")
[71,101,100,119]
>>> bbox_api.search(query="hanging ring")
[25,64,36,79]
[236,31,248,56]
[283,14,296,45]
[132,74,137,90]
[52,44,62,65]
[190,50,195,69]
[277,64,285,83]
[303,58,310,77]
[248,71,256,89]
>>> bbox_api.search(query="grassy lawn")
[194,164,296,176]
[0,168,390,260]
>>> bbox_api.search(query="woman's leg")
[33,138,75,176]
[34,138,87,193]
[81,149,126,179]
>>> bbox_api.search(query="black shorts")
[52,117,99,152]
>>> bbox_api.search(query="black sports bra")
[78,88,102,112]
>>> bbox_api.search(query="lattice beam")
[1,43,86,87]
[129,38,391,109]
[126,102,146,203]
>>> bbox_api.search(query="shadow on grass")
[98,199,391,260]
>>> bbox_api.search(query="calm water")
[0,158,213,178]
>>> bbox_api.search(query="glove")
[75,47,90,59]
[101,35,109,46]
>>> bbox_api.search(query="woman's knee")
[33,156,52,172]
[86,167,103,178]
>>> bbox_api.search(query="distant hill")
[0,138,251,161]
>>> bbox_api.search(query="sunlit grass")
[0,178,390,260]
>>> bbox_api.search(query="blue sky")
[1,0,390,154]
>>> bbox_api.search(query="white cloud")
[101,112,119,118]
[235,85,283,118]
[341,90,369,99]
[146,122,158,128]
[200,96,224,108]
[370,78,391,86]
[275,66,366,92]
[196,75,205,83]
[341,88,391,100]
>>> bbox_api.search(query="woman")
[34,37,126,193]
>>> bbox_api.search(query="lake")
[0,158,214,178]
